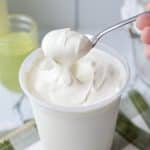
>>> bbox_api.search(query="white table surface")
[26,142,138,150]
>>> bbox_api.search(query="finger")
[136,14,150,30]
[141,27,150,44]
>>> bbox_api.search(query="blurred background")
[7,0,130,60]
[8,0,123,35]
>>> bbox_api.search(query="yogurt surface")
[27,29,127,106]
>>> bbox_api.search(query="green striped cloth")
[0,120,39,150]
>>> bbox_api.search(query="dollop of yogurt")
[27,28,127,107]
[41,28,92,65]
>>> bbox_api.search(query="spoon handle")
[92,11,150,47]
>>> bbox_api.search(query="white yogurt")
[27,29,127,107]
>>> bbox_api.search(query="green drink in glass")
[0,15,38,92]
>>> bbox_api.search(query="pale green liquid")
[0,32,37,92]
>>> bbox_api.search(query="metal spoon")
[92,11,150,47]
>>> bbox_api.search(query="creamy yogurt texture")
[27,28,127,106]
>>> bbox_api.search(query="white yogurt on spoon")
[42,28,92,66]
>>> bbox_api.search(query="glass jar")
[0,14,38,91]
[0,14,38,130]
[129,26,150,95]
[0,15,37,92]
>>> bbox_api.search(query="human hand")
[136,3,150,59]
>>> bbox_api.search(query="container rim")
[19,43,130,113]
